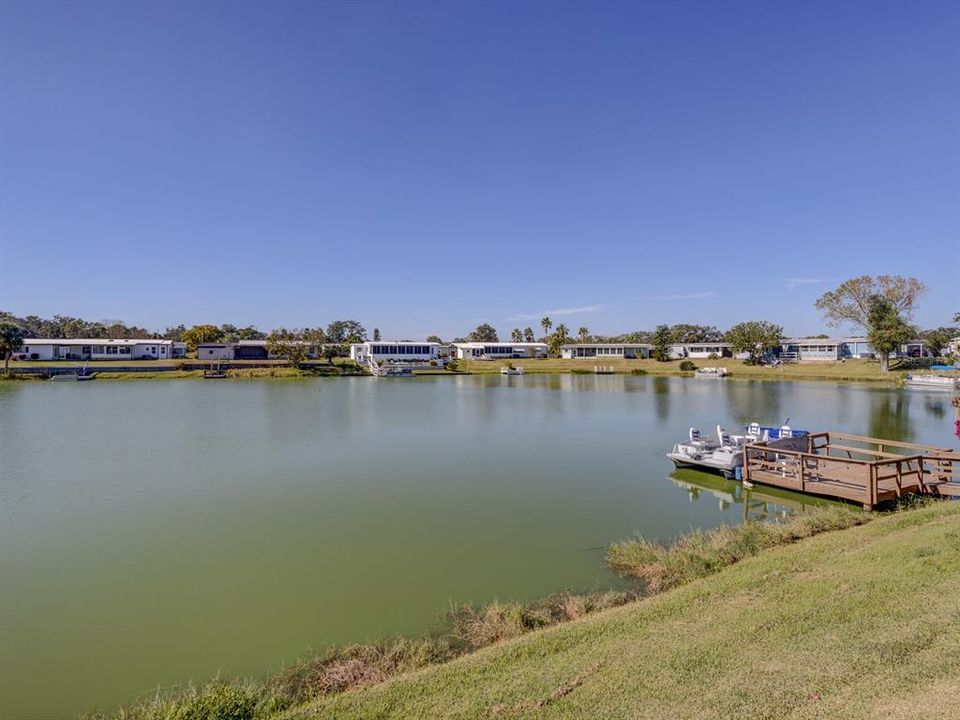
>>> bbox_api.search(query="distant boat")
[203,362,227,379]
[695,367,728,377]
[500,366,524,375]
[904,374,958,390]
[50,372,96,382]
[50,363,96,382]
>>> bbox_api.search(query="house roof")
[22,338,171,346]
[352,341,441,347]
[559,343,651,349]
[452,342,548,348]
[782,338,847,345]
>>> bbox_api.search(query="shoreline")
[4,357,952,386]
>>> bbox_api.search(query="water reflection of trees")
[722,380,783,427]
[867,391,913,443]
[923,398,945,419]
[652,377,670,422]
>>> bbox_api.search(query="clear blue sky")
[1,0,957,339]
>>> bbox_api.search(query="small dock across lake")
[742,431,960,510]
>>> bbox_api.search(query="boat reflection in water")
[668,468,841,522]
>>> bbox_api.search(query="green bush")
[679,360,697,371]
[630,368,648,375]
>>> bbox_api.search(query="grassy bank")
[287,500,958,719]
[8,357,951,385]
[5,359,364,381]
[459,357,947,384]
[84,501,960,720]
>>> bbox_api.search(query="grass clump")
[448,591,634,648]
[607,505,872,592]
[275,638,455,702]
[81,680,289,720]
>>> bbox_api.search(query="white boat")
[666,423,807,478]
[500,366,524,375]
[695,367,728,377]
[904,374,958,390]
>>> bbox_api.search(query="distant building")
[196,343,234,361]
[668,343,733,359]
[780,338,845,362]
[451,342,548,360]
[559,343,650,359]
[780,337,931,362]
[16,338,174,361]
[172,342,188,358]
[233,340,270,360]
[349,342,442,363]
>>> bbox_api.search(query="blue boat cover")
[749,426,809,439]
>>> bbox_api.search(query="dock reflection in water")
[668,468,840,522]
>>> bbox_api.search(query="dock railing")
[743,431,955,509]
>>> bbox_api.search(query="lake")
[0,374,954,719]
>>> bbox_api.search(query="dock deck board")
[742,432,955,509]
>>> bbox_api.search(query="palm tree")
[523,327,535,343]
[554,323,570,345]
[578,326,589,343]
[510,328,523,342]
[0,323,26,376]
[540,316,552,341]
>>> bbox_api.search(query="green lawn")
[458,357,951,383]
[284,501,960,720]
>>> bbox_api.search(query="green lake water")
[0,375,955,719]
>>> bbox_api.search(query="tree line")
[458,276,957,372]
[1,277,957,374]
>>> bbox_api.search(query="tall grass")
[607,505,873,592]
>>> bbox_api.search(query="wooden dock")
[742,431,960,510]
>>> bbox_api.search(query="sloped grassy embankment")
[89,501,960,720]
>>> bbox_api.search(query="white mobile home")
[350,342,441,363]
[196,343,235,361]
[17,338,174,361]
[668,343,733,359]
[780,338,844,362]
[452,342,548,360]
[560,343,651,359]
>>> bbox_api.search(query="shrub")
[570,368,592,374]
[445,359,460,372]
[679,360,697,371]
[630,368,648,375]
